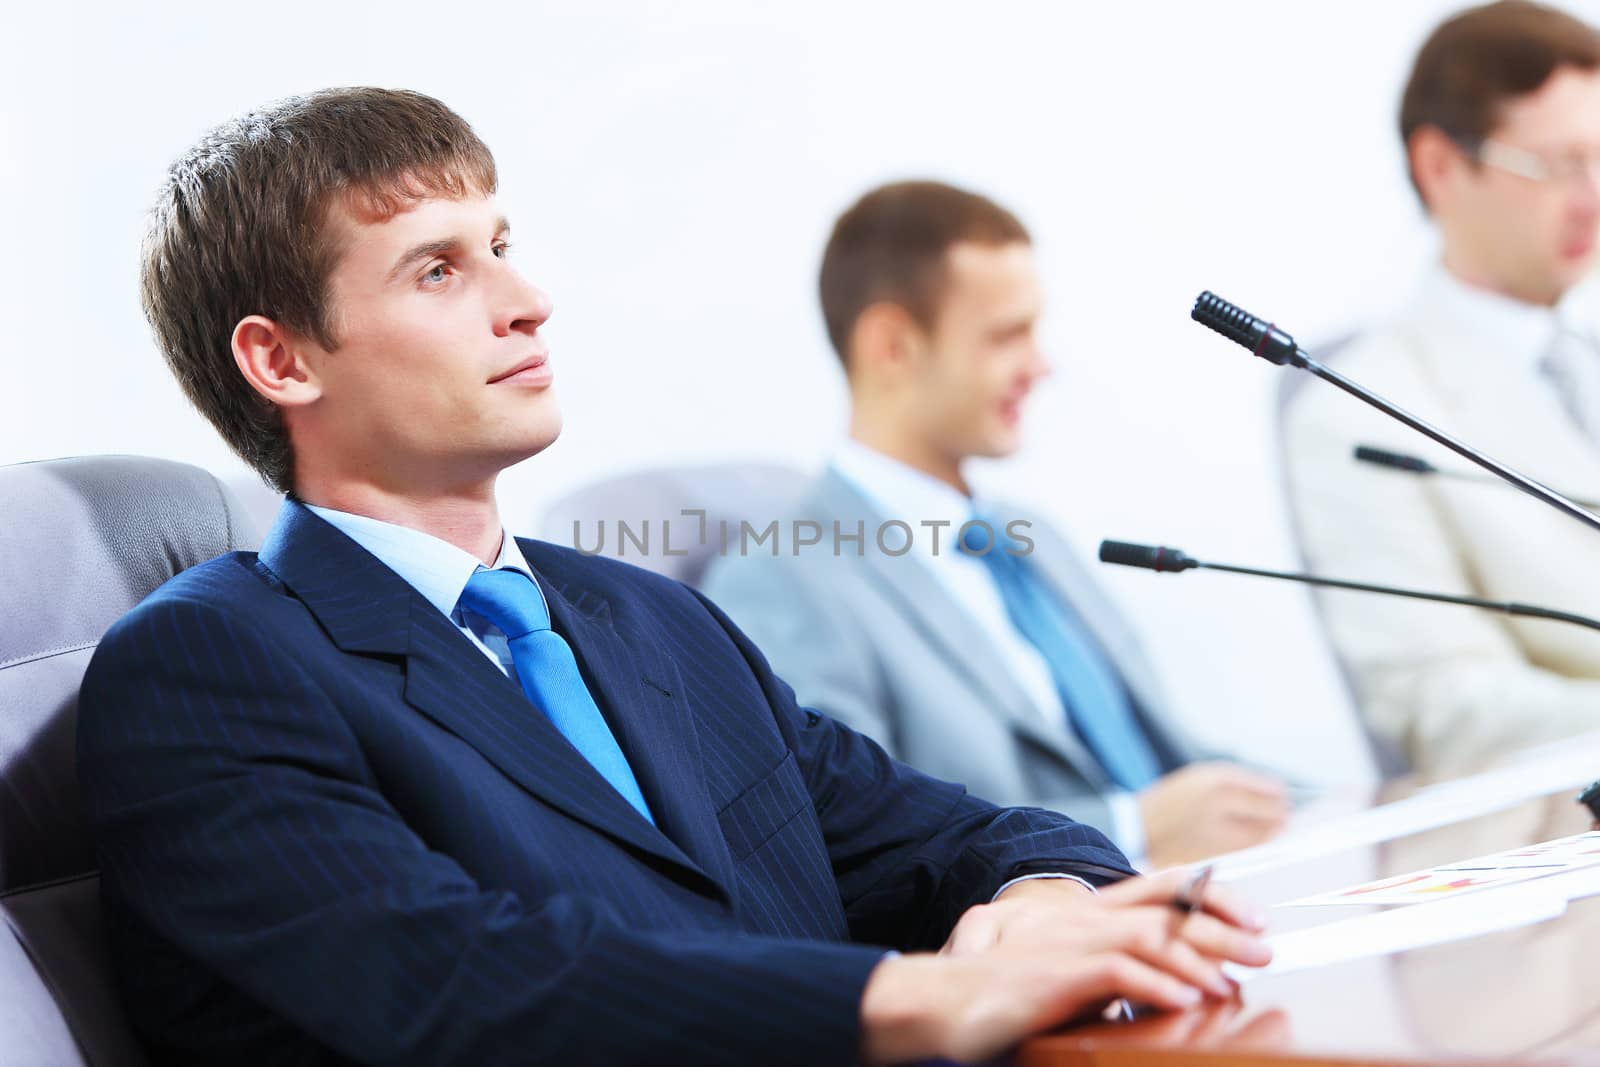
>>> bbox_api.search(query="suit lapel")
[1410,318,1600,488]
[526,543,735,903]
[813,473,1110,783]
[257,500,415,655]
[259,502,721,897]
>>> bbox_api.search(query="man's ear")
[1409,125,1467,216]
[231,315,324,409]
[847,302,924,384]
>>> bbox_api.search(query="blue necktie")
[964,523,1162,790]
[458,568,655,824]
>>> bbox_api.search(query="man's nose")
[495,264,553,337]
[1028,343,1053,382]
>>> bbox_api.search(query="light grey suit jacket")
[701,469,1198,833]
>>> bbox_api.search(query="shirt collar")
[304,504,536,619]
[829,438,980,534]
[1414,264,1599,373]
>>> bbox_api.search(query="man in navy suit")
[78,88,1269,1065]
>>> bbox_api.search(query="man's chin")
[977,426,1025,460]
[1567,251,1600,284]
[499,421,564,469]
[1547,260,1597,303]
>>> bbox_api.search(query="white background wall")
[10,0,1599,785]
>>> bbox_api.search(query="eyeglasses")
[1458,137,1600,187]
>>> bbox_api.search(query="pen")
[1173,863,1214,916]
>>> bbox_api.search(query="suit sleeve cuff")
[990,872,1097,901]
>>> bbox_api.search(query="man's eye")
[493,241,512,259]
[424,264,448,283]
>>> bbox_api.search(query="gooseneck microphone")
[1191,291,1600,535]
[1353,445,1434,474]
[1353,444,1600,509]
[1098,539,1600,633]
[1190,292,1304,367]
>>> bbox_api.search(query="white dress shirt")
[829,440,1147,861]
[1414,267,1600,420]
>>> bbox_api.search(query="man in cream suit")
[704,181,1289,870]
[1283,1,1600,776]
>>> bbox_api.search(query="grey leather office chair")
[222,472,287,543]
[539,463,810,588]
[0,455,258,1066]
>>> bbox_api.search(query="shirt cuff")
[1106,789,1148,870]
[990,872,1097,901]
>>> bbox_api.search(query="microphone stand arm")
[1199,560,1600,633]
[1295,353,1600,535]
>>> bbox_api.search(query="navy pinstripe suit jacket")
[77,501,1133,1065]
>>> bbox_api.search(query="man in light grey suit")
[703,181,1288,869]
[1284,2,1600,776]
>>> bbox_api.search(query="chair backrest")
[539,463,810,588]
[0,455,259,1066]
[222,472,287,544]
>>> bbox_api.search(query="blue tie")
[458,568,655,824]
[964,523,1162,790]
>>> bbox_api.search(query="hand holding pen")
[1174,863,1215,917]
[940,862,1271,1015]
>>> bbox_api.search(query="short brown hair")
[1401,1,1600,200]
[140,88,497,492]
[819,180,1030,367]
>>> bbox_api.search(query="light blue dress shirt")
[305,504,532,679]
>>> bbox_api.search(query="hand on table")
[859,869,1272,1066]
[1140,761,1291,868]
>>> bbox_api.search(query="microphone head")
[1191,292,1301,366]
[1353,445,1436,474]
[1098,540,1199,573]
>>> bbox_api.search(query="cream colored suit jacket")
[1283,269,1600,775]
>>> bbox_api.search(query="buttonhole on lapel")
[642,675,674,698]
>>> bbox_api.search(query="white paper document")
[1228,850,1600,983]
[1231,883,1568,983]
[1284,831,1600,907]
[1212,732,1600,882]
